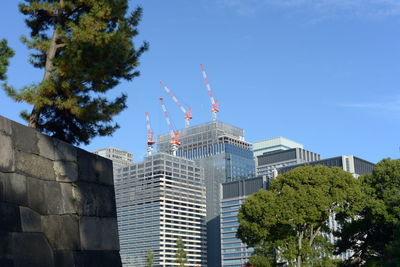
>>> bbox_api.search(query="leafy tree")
[175,237,187,267]
[0,39,14,81]
[3,0,148,145]
[145,249,154,267]
[237,165,363,267]
[336,158,400,266]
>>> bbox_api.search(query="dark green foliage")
[4,0,148,145]
[336,158,400,266]
[0,39,14,81]
[237,165,363,267]
[175,237,187,267]
[145,249,154,267]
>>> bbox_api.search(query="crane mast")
[200,64,219,121]
[145,112,155,156]
[160,81,192,128]
[159,97,180,156]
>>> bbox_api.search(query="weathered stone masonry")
[0,116,122,267]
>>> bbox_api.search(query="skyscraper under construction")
[157,120,255,267]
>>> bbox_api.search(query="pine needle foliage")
[0,39,14,81]
[3,0,148,145]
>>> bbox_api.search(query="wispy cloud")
[340,96,400,115]
[217,0,400,18]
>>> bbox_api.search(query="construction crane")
[145,112,155,156]
[200,64,219,121]
[159,97,180,156]
[160,81,192,128]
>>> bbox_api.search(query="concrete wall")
[0,116,122,267]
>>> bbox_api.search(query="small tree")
[237,165,363,267]
[145,249,154,267]
[175,237,187,267]
[3,0,148,145]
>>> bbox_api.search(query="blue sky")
[1,0,400,163]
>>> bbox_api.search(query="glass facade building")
[257,147,321,177]
[115,153,207,267]
[220,177,268,267]
[157,121,255,267]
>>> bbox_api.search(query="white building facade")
[92,147,133,173]
[115,153,207,267]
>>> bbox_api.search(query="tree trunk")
[297,230,303,267]
[29,12,60,128]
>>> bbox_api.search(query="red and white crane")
[145,112,155,156]
[200,64,219,121]
[160,81,192,128]
[159,97,180,155]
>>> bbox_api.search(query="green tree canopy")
[336,158,400,266]
[0,39,14,81]
[3,0,148,145]
[237,165,363,267]
[175,237,187,267]
[145,249,154,267]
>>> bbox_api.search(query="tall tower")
[114,153,207,266]
[157,120,255,267]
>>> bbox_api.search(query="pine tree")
[3,0,148,145]
[0,39,14,81]
[175,237,187,267]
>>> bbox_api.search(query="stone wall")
[0,116,122,267]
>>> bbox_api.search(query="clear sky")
[1,0,400,163]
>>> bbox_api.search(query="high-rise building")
[256,147,321,177]
[252,137,303,158]
[277,155,374,178]
[92,147,133,173]
[157,120,255,267]
[114,153,207,267]
[220,176,268,267]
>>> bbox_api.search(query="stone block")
[19,206,42,232]
[73,250,122,267]
[54,139,77,162]
[0,202,21,232]
[0,259,14,267]
[0,172,27,206]
[12,232,54,267]
[54,161,78,182]
[60,182,78,214]
[42,215,80,250]
[36,133,55,160]
[0,116,12,136]
[26,178,46,215]
[74,182,116,217]
[79,216,119,251]
[54,251,74,267]
[77,149,113,186]
[15,150,55,181]
[11,121,39,155]
[27,178,62,215]
[0,231,13,259]
[0,134,14,172]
